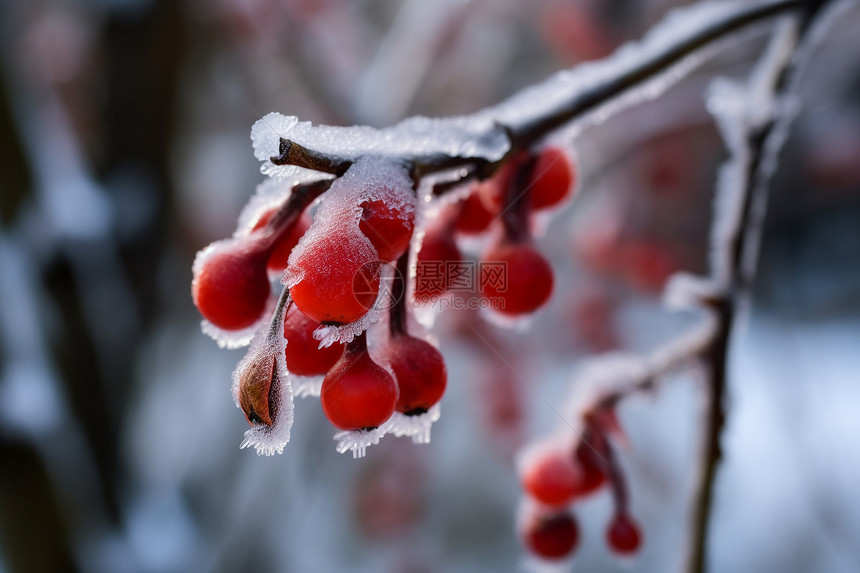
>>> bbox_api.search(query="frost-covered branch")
[557,2,837,571]
[686,4,835,571]
[253,0,813,192]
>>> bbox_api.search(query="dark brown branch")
[270,137,353,176]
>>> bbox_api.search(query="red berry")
[521,445,581,507]
[414,227,462,300]
[622,241,679,293]
[320,336,398,431]
[481,244,553,316]
[283,305,344,376]
[529,146,575,210]
[522,510,580,560]
[359,199,414,262]
[252,208,312,273]
[383,335,447,415]
[288,233,381,324]
[607,512,642,555]
[454,184,497,235]
[192,240,270,330]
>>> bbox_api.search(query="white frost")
[385,403,442,445]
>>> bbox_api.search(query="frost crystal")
[333,422,393,459]
[386,404,441,445]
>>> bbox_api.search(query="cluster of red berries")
[416,146,575,317]
[518,411,642,561]
[191,171,452,436]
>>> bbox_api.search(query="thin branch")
[265,0,812,186]
[685,5,827,570]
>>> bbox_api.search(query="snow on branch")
[249,0,813,191]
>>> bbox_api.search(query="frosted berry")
[521,444,581,507]
[522,510,580,560]
[251,208,312,273]
[283,305,344,376]
[607,512,642,555]
[414,226,462,300]
[192,239,270,330]
[529,146,575,210]
[454,184,497,235]
[481,244,553,316]
[321,335,398,431]
[383,335,447,415]
[288,232,382,324]
[359,199,414,262]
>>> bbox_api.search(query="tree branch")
[265,0,812,190]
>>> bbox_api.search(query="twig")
[264,0,812,189]
[686,4,829,571]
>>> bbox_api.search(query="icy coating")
[284,159,414,345]
[334,423,391,459]
[232,303,294,456]
[386,404,442,445]
[251,112,510,177]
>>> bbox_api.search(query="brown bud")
[238,352,279,426]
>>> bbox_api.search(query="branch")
[686,5,829,570]
[261,0,812,189]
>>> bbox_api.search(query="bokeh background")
[1,0,859,572]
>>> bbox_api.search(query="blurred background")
[1,0,859,572]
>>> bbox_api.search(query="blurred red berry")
[529,146,576,210]
[414,226,462,300]
[522,509,580,560]
[607,512,642,555]
[482,244,553,316]
[454,184,497,235]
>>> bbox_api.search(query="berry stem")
[501,154,536,244]
[585,423,630,516]
[346,330,369,356]
[389,252,411,338]
[268,284,293,341]
[258,178,332,253]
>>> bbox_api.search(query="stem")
[346,330,368,355]
[389,252,410,337]
[259,178,333,253]
[687,298,731,573]
[687,5,826,570]
[500,153,535,244]
[268,285,293,341]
